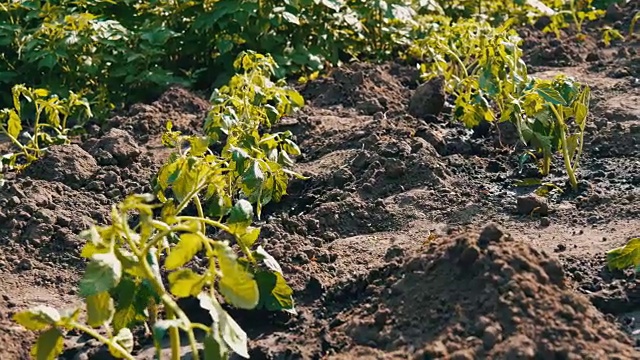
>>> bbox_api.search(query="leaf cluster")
[0,0,567,116]
[0,0,406,114]
[0,84,92,180]
[411,17,591,189]
[542,0,605,38]
[14,52,303,360]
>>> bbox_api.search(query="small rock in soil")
[415,127,445,154]
[605,3,625,21]
[540,217,551,227]
[18,258,32,271]
[384,161,406,178]
[421,341,448,358]
[586,52,600,62]
[555,243,567,253]
[8,196,21,207]
[534,15,552,30]
[333,168,355,187]
[88,128,141,167]
[478,223,504,246]
[516,194,549,215]
[408,76,445,119]
[482,325,502,350]
[384,245,404,261]
[103,171,120,186]
[356,99,384,115]
[450,349,475,360]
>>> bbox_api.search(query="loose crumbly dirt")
[1,6,640,359]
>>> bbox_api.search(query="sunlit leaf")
[165,233,204,270]
[32,327,64,360]
[168,269,205,298]
[79,252,122,297]
[86,291,115,327]
[13,306,61,331]
[607,238,640,271]
[216,244,259,309]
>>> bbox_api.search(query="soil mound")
[261,224,639,359]
[520,26,593,67]
[106,85,209,141]
[301,63,416,114]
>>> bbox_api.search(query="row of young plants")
[1,0,624,184]
[0,0,621,118]
[12,51,306,360]
[409,17,591,189]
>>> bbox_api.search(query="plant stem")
[33,108,43,149]
[550,104,578,189]
[542,155,551,175]
[120,217,200,360]
[558,124,578,190]
[164,306,181,360]
[71,322,136,360]
[177,216,256,262]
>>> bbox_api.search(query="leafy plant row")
[13,51,305,360]
[409,17,591,189]
[0,0,619,117]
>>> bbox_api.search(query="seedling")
[0,85,92,170]
[517,76,591,189]
[601,26,624,47]
[543,0,605,39]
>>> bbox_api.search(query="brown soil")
[1,7,640,359]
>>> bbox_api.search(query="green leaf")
[189,136,210,157]
[228,199,254,225]
[255,246,283,273]
[231,147,250,174]
[255,270,295,312]
[198,293,247,358]
[242,161,264,189]
[113,297,138,332]
[79,252,122,297]
[534,83,567,106]
[168,269,205,298]
[206,194,232,218]
[607,238,640,270]
[86,291,115,327]
[109,328,134,358]
[32,327,64,360]
[283,139,301,156]
[216,244,259,309]
[239,227,261,248]
[198,292,222,322]
[203,328,228,360]
[165,233,204,270]
[13,306,61,331]
[8,110,22,138]
[216,39,234,54]
[281,12,300,25]
[286,89,305,108]
[219,307,249,358]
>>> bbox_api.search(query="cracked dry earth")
[1,29,640,360]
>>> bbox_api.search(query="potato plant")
[13,52,303,360]
[0,84,92,172]
[411,17,591,189]
[542,0,605,39]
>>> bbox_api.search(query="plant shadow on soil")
[1,6,640,359]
